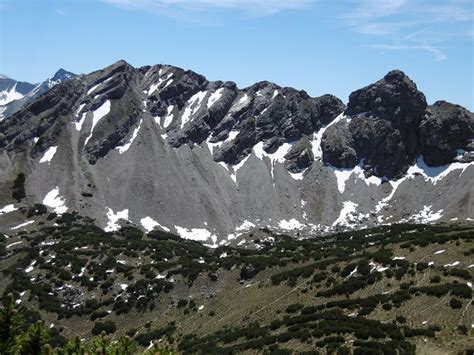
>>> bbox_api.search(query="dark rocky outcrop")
[211,86,344,165]
[322,70,428,178]
[284,137,314,173]
[420,101,474,166]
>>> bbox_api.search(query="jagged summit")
[0,62,472,244]
[51,68,75,82]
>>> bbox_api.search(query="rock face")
[0,61,473,244]
[420,101,474,165]
[322,70,428,178]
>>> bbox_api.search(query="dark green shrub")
[449,298,462,309]
[91,320,116,335]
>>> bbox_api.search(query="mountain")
[0,60,473,247]
[0,75,36,106]
[0,69,76,120]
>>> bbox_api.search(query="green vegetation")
[0,294,175,354]
[0,208,473,353]
[11,173,26,201]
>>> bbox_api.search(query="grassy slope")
[0,208,473,354]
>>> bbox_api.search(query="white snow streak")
[117,119,142,154]
[181,91,207,129]
[311,113,346,160]
[207,88,224,108]
[75,112,88,131]
[39,146,58,164]
[230,155,250,184]
[332,161,383,194]
[84,100,111,145]
[163,105,174,128]
[11,221,34,230]
[87,83,101,96]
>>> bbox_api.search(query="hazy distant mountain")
[0,69,76,120]
[0,75,36,106]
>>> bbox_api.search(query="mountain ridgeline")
[0,60,473,245]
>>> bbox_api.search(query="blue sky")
[1,0,473,109]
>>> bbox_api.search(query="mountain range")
[0,60,472,247]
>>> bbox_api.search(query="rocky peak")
[345,69,427,125]
[323,70,428,178]
[420,100,474,166]
[51,68,75,82]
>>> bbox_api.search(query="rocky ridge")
[0,61,472,245]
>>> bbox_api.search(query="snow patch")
[117,119,142,154]
[87,83,102,96]
[207,88,224,109]
[444,261,460,267]
[163,105,174,128]
[181,91,207,129]
[0,204,18,215]
[253,141,294,181]
[11,220,34,230]
[140,216,170,232]
[376,156,474,217]
[288,170,305,180]
[39,146,58,164]
[347,267,358,278]
[235,220,255,231]
[0,84,24,105]
[311,113,346,160]
[410,205,443,223]
[43,187,68,214]
[278,219,305,230]
[238,94,249,104]
[75,112,88,132]
[332,161,383,194]
[84,100,111,145]
[175,226,217,242]
[332,201,358,226]
[104,208,129,232]
[6,241,23,248]
[24,260,36,273]
[230,155,250,184]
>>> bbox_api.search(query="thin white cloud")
[371,44,447,61]
[104,0,312,16]
[347,0,408,19]
[340,0,473,60]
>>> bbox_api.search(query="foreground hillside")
[1,206,473,354]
